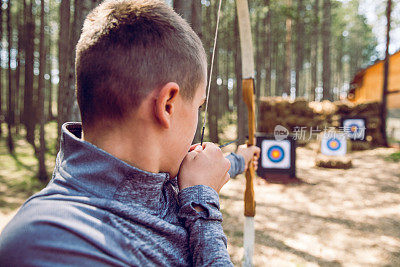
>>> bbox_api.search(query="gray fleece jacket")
[0,122,244,266]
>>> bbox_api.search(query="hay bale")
[275,100,292,117]
[331,120,341,127]
[350,101,381,116]
[335,101,354,114]
[259,101,273,114]
[291,99,310,116]
[331,114,341,122]
[286,116,311,128]
[309,100,337,115]
[321,100,338,115]
[258,98,385,148]
[350,141,372,150]
[315,154,352,169]
[366,117,381,129]
[308,101,324,114]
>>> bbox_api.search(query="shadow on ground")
[221,146,400,266]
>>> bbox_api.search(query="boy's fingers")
[202,142,221,154]
[253,146,261,157]
[184,151,197,161]
[224,172,230,184]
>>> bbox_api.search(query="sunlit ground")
[221,144,400,266]
[0,122,399,266]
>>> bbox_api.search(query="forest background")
[0,0,398,181]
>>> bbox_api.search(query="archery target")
[321,134,347,156]
[327,138,341,151]
[343,118,366,140]
[261,140,291,169]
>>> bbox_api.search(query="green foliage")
[0,0,384,180]
[385,151,400,162]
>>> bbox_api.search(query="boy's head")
[75,0,207,177]
[76,0,207,130]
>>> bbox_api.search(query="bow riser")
[236,0,256,266]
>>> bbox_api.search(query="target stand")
[256,133,296,183]
[341,117,366,141]
[317,133,352,169]
[320,134,347,156]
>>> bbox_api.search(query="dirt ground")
[1,145,399,266]
[220,145,400,266]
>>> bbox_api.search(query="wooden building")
[349,50,400,109]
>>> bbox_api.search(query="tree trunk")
[264,0,271,97]
[191,0,202,38]
[47,31,54,121]
[283,0,292,96]
[295,0,304,98]
[322,0,332,101]
[192,0,203,144]
[208,1,219,143]
[335,36,344,100]
[173,0,192,23]
[7,0,15,153]
[24,0,36,147]
[15,1,23,135]
[38,0,48,182]
[310,0,319,101]
[61,0,102,129]
[273,29,280,96]
[381,0,391,147]
[224,28,231,113]
[0,1,3,137]
[58,0,71,138]
[255,10,262,111]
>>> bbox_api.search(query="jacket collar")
[57,122,170,212]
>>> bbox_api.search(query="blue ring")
[327,138,341,151]
[267,145,285,163]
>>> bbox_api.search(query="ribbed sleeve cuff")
[226,153,245,178]
[177,185,222,226]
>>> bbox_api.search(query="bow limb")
[236,0,256,266]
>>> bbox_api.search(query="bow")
[200,1,256,264]
[236,0,256,266]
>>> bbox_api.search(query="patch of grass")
[0,122,58,213]
[385,151,400,162]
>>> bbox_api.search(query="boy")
[0,0,260,266]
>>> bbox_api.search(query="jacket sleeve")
[178,185,233,267]
[0,200,132,267]
[226,153,245,178]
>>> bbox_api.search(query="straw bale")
[315,154,352,169]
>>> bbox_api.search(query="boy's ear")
[155,82,180,129]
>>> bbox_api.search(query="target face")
[261,140,291,169]
[343,118,366,140]
[267,146,285,162]
[327,138,341,151]
[321,134,347,156]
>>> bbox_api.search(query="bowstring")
[200,0,223,146]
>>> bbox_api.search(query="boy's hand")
[236,145,261,171]
[178,142,231,193]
